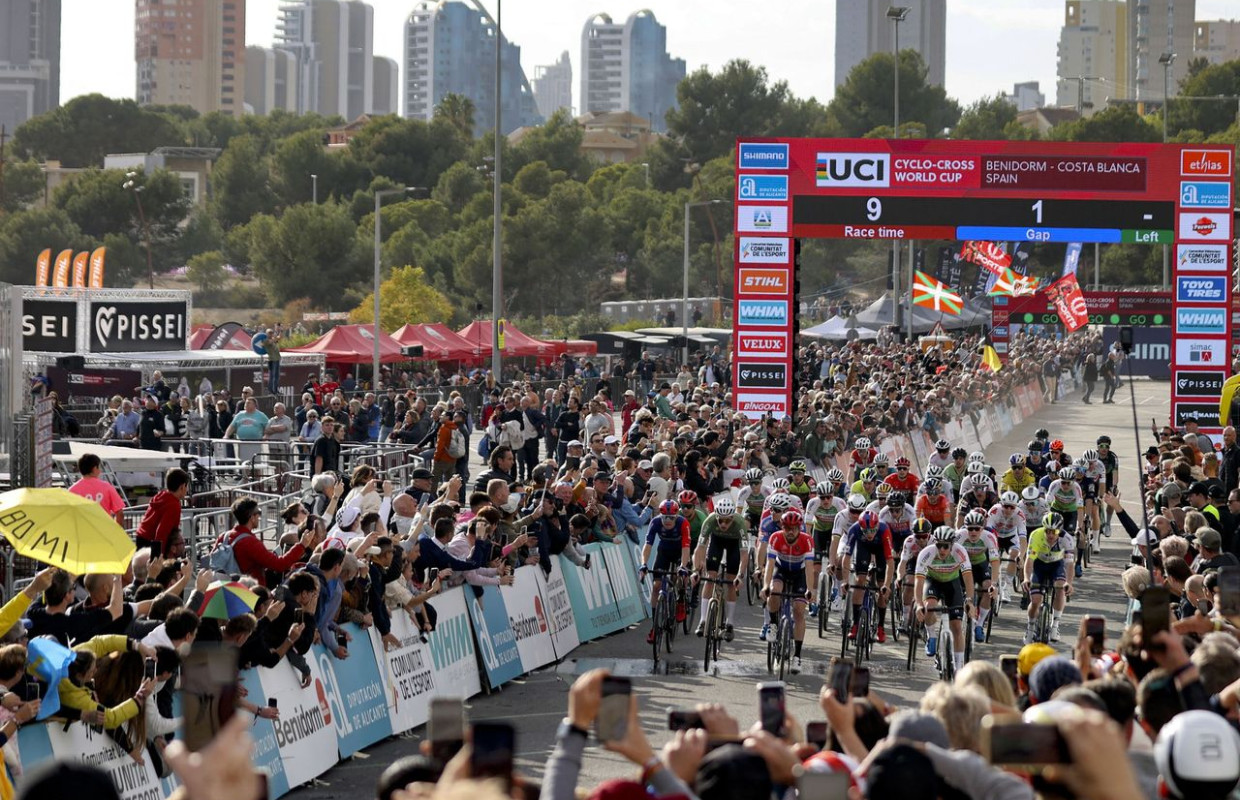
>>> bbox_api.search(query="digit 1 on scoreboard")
[1031,200,1043,224]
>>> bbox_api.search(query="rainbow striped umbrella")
[197,581,259,620]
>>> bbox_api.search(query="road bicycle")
[746,544,762,605]
[765,589,798,681]
[840,563,885,666]
[1031,577,1059,645]
[975,573,1000,644]
[648,569,680,664]
[700,576,732,672]
[816,558,839,640]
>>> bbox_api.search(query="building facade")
[135,0,245,117]
[275,0,375,119]
[0,0,60,133]
[580,10,684,133]
[1004,81,1046,112]
[1056,0,1128,111]
[1194,19,1240,65]
[1127,0,1195,101]
[372,55,398,115]
[834,0,946,89]
[403,0,541,135]
[244,45,299,115]
[533,50,572,119]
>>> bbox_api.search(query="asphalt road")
[289,379,1167,799]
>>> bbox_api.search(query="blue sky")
[60,0,1236,114]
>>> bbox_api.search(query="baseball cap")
[1029,655,1082,703]
[1018,642,1056,677]
[336,505,361,529]
[567,439,584,448]
[604,435,619,445]
[637,459,654,470]
[410,467,432,481]
[1155,710,1240,800]
[1198,528,1223,551]
[1189,481,1211,496]
[1208,484,1227,500]
[887,710,950,749]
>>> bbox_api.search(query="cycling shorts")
[970,561,992,586]
[1030,559,1066,589]
[1081,478,1099,500]
[853,549,888,579]
[705,537,742,575]
[926,579,966,620]
[998,534,1020,554]
[771,569,808,600]
[652,549,682,574]
[813,528,833,556]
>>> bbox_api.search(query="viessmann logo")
[737,267,789,295]
[815,153,891,187]
[1181,149,1232,177]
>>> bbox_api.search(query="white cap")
[567,439,584,448]
[604,435,619,445]
[1156,710,1240,799]
[336,505,361,529]
[637,460,654,470]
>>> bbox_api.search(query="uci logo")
[815,153,891,187]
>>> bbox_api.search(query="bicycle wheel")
[889,587,903,643]
[766,619,775,674]
[941,619,955,681]
[905,613,918,671]
[839,597,852,658]
[652,592,664,664]
[680,581,693,636]
[964,612,973,665]
[663,591,676,652]
[854,602,870,667]
[985,594,997,643]
[778,616,793,681]
[703,598,720,672]
[746,556,756,605]
[817,573,830,639]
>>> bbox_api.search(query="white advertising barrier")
[17,720,178,800]
[539,558,582,659]
[381,587,483,735]
[505,564,558,672]
[257,657,338,789]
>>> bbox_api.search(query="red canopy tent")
[564,339,599,356]
[188,323,253,351]
[286,324,405,364]
[457,321,564,359]
[391,323,483,361]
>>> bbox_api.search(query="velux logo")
[736,332,787,357]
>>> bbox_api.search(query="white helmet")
[1000,491,1020,506]
[873,453,890,466]
[771,477,790,491]
[1082,449,1099,462]
[714,497,736,517]
[855,437,872,450]
[1022,486,1041,502]
[926,465,943,478]
[769,494,792,512]
[968,451,986,464]
[964,510,986,527]
[966,461,987,475]
[846,493,868,511]
[1155,710,1240,800]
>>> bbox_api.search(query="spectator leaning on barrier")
[216,498,317,587]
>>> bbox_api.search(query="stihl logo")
[737,268,788,295]
[1181,149,1232,177]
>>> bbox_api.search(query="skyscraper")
[245,45,300,115]
[1056,1,1128,112]
[135,0,245,118]
[403,0,542,135]
[0,0,60,133]
[372,56,398,115]
[1127,0,1195,100]
[1193,19,1240,66]
[580,10,685,133]
[533,51,572,119]
[276,0,375,119]
[834,0,946,89]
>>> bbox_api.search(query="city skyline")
[46,0,1240,124]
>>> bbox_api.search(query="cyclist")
[986,490,1029,602]
[762,509,814,673]
[866,481,894,513]
[884,456,920,495]
[788,460,816,508]
[1023,511,1072,644]
[850,437,876,482]
[1096,435,1119,535]
[1037,459,1061,493]
[1078,449,1107,548]
[678,490,708,553]
[1046,463,1083,549]
[969,451,998,483]
[826,467,847,500]
[840,510,894,644]
[738,468,768,528]
[915,478,953,526]
[914,525,975,673]
[956,509,1000,643]
[879,491,916,553]
[943,448,969,496]
[897,517,935,631]
[1021,485,1048,523]
[1033,428,1051,454]
[922,464,955,504]
[956,474,998,525]
[806,481,846,615]
[1048,439,1072,470]
[1000,454,1036,496]
[828,494,868,611]
[640,500,691,644]
[871,452,892,482]
[755,493,793,628]
[928,439,953,472]
[850,467,879,502]
[1026,440,1049,481]
[692,497,748,642]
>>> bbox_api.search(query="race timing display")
[732,138,1235,424]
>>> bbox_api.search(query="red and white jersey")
[768,531,815,572]
[985,504,1028,540]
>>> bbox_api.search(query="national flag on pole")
[981,345,1003,372]
[988,268,1042,297]
[1045,273,1089,331]
[961,241,1011,276]
[912,270,963,315]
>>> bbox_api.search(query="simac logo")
[815,153,891,187]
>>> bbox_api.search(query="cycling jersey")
[698,513,748,543]
[883,472,920,494]
[1098,451,1119,488]
[850,448,875,478]
[915,543,971,583]
[1000,468,1036,495]
[1026,527,1067,563]
[1047,479,1083,512]
[957,490,998,518]
[806,495,847,533]
[915,493,952,526]
[758,513,782,543]
[898,535,928,570]
[842,522,894,561]
[1026,455,1049,480]
[927,452,953,472]
[768,531,815,573]
[682,508,708,550]
[878,505,916,546]
[1022,499,1049,523]
[1080,460,1106,483]
[832,509,860,543]
[739,485,768,518]
[956,528,1000,565]
[645,516,691,551]
[985,505,1028,541]
[788,477,815,507]
[943,463,968,493]
[849,479,874,501]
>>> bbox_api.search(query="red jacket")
[135,490,182,545]
[217,526,306,587]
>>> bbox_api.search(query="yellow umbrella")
[0,488,135,574]
[1221,375,1240,427]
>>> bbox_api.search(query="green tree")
[0,207,92,285]
[0,159,47,213]
[247,202,369,308]
[186,250,228,294]
[434,93,477,139]
[347,116,469,193]
[1168,60,1240,139]
[508,109,594,180]
[829,51,961,138]
[272,128,337,206]
[11,94,186,167]
[953,96,1020,140]
[211,135,275,228]
[348,265,453,329]
[431,160,488,215]
[1050,105,1160,142]
[54,168,189,242]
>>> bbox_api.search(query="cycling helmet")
[659,500,680,517]
[858,511,880,530]
[1022,486,1041,501]
[950,447,968,460]
[790,459,807,473]
[1063,465,1082,479]
[1096,435,1112,447]
[1000,490,1020,506]
[966,461,987,475]
[965,474,990,493]
[968,451,986,464]
[1046,460,1061,474]
[744,467,764,483]
[1028,439,1043,453]
[926,464,944,478]
[874,453,890,466]
[827,468,845,484]
[964,509,986,527]
[1049,439,1064,451]
[1041,511,1063,530]
[855,437,872,450]
[1081,449,1098,462]
[1009,453,1027,467]
[815,482,834,497]
[1035,428,1050,440]
[912,518,934,536]
[895,456,911,469]
[934,439,951,452]
[932,525,957,543]
[781,510,804,529]
[924,477,942,494]
[1154,710,1240,800]
[714,497,736,517]
[772,477,791,491]
[859,468,877,483]
[678,490,698,506]
[846,493,868,512]
[769,494,792,512]
[875,482,893,499]
[888,492,907,509]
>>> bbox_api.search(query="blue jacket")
[412,533,479,574]
[306,564,344,653]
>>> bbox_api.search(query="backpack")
[448,427,468,459]
[207,531,253,577]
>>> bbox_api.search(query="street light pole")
[1159,52,1176,290]
[123,172,154,289]
[887,6,909,338]
[311,173,317,204]
[374,187,412,389]
[492,0,504,380]
[683,199,723,365]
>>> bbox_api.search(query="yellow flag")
[1220,375,1240,427]
[982,345,1002,372]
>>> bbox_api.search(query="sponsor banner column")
[1171,145,1234,432]
[257,655,339,788]
[735,141,794,419]
[504,563,558,671]
[311,622,393,757]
